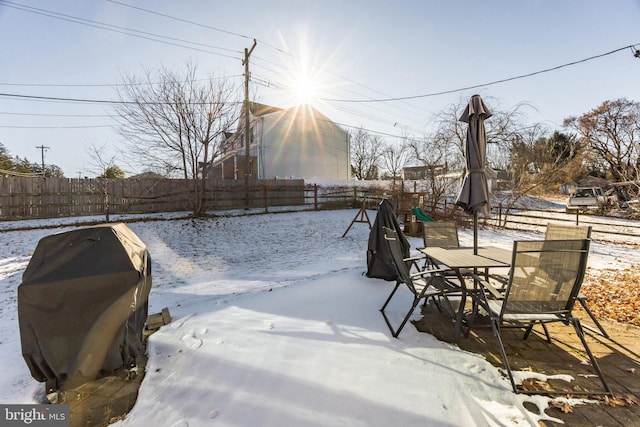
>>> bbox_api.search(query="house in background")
[438,167,498,195]
[401,165,498,196]
[402,165,447,180]
[208,103,350,180]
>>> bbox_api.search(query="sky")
[2,207,639,426]
[1,0,639,178]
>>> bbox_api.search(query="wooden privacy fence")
[0,177,375,221]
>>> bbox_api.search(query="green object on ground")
[411,207,436,222]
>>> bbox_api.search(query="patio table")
[420,247,511,341]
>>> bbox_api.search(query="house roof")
[128,171,165,180]
[577,176,612,190]
[249,102,283,117]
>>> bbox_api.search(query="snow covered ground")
[1,208,638,426]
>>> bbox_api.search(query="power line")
[0,0,425,125]
[103,0,430,118]
[2,0,637,143]
[0,74,243,88]
[0,0,243,60]
[0,92,244,106]
[0,93,125,104]
[99,0,434,120]
[106,0,291,56]
[321,43,640,103]
[0,111,113,117]
[0,124,112,129]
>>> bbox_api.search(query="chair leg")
[522,323,538,341]
[429,295,444,312]
[380,282,401,312]
[380,282,404,337]
[541,323,552,343]
[579,297,610,339]
[382,282,445,338]
[380,281,423,338]
[391,297,424,338]
[571,318,613,395]
[490,319,519,393]
[522,322,552,343]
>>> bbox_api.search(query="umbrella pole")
[473,211,478,255]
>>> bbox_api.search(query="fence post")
[314,184,318,210]
[264,183,268,213]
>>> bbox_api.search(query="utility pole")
[242,39,257,210]
[36,145,49,177]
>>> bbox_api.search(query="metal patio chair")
[420,221,461,270]
[380,227,459,338]
[474,238,612,395]
[422,220,460,248]
[544,223,608,338]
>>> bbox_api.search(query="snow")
[1,208,638,426]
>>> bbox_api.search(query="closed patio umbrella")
[456,94,492,254]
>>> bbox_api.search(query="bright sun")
[292,76,318,105]
[281,37,329,107]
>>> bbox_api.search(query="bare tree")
[349,127,385,180]
[422,97,553,220]
[86,143,121,222]
[380,137,412,193]
[426,97,534,173]
[114,62,240,216]
[564,98,640,184]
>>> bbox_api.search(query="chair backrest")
[502,239,590,317]
[422,221,459,248]
[382,227,416,290]
[544,223,592,240]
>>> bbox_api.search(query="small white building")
[439,167,498,195]
[209,103,350,180]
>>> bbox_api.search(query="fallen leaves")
[519,376,558,394]
[550,399,574,413]
[547,394,638,415]
[520,378,539,392]
[603,395,638,407]
[580,267,640,326]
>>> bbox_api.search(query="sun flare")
[292,76,318,105]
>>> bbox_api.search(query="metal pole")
[36,145,49,176]
[473,211,478,255]
[242,39,257,210]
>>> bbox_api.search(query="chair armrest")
[471,273,504,299]
[403,254,427,271]
[404,255,426,263]
[410,267,449,279]
[488,273,508,284]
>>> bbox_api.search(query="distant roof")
[577,176,612,189]
[249,102,283,117]
[128,171,165,180]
